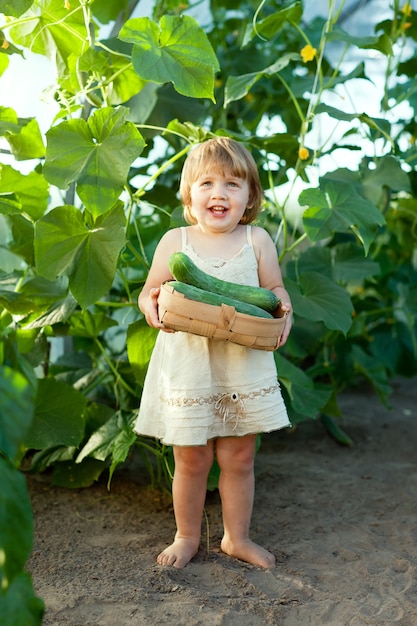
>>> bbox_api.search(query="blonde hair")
[179,137,264,225]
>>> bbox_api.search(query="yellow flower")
[1,39,9,50]
[298,146,309,160]
[402,21,412,29]
[401,2,412,17]
[300,44,317,63]
[64,0,70,10]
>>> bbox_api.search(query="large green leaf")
[51,458,105,488]
[361,155,411,204]
[127,319,158,386]
[3,118,45,161]
[224,55,299,107]
[43,107,145,215]
[291,243,380,284]
[0,366,36,462]
[24,377,87,449]
[0,164,49,221]
[78,45,145,106]
[0,457,33,584]
[119,15,220,102]
[275,353,332,421]
[9,0,89,71]
[333,243,380,283]
[34,203,126,308]
[0,276,68,316]
[300,179,385,254]
[286,272,354,334]
[67,309,117,339]
[91,0,129,24]
[76,410,137,485]
[0,0,34,17]
[23,293,77,329]
[0,52,9,75]
[0,571,44,626]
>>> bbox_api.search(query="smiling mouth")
[209,206,227,214]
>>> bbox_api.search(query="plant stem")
[94,337,136,397]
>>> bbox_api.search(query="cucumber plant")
[0,0,415,495]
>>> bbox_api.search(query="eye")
[227,181,239,188]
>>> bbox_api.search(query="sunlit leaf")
[4,118,45,160]
[44,107,145,215]
[0,164,49,221]
[34,203,126,308]
[76,411,135,464]
[127,319,158,386]
[0,194,21,215]
[78,44,145,105]
[0,53,9,75]
[9,0,90,71]
[0,0,34,17]
[119,15,220,101]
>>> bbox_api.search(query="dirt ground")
[27,377,417,626]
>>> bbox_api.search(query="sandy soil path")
[28,377,417,625]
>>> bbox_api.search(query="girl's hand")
[140,287,176,333]
[277,302,292,347]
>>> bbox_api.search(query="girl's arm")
[138,228,182,330]
[252,226,293,346]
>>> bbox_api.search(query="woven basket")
[158,282,288,351]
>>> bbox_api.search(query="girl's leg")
[216,434,276,568]
[158,442,214,568]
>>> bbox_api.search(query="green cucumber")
[168,281,273,319]
[169,252,280,312]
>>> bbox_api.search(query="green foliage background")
[1,1,417,621]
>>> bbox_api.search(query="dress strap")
[181,226,187,251]
[246,224,253,247]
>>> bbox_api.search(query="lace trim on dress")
[159,383,279,430]
[181,226,259,286]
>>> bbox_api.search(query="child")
[134,137,292,569]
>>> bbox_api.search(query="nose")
[211,183,227,198]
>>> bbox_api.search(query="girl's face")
[188,171,251,233]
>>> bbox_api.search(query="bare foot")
[220,537,276,568]
[157,538,199,569]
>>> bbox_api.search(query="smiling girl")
[134,137,292,569]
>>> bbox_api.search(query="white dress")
[134,225,290,446]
